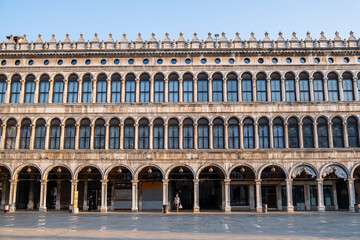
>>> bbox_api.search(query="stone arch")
[74,163,104,180]
[350,162,360,178]
[104,164,134,180]
[257,163,289,180]
[42,164,74,180]
[196,163,226,180]
[134,164,165,181]
[319,162,350,179]
[13,163,43,180]
[165,164,196,180]
[289,162,319,179]
[227,163,256,179]
[0,163,13,179]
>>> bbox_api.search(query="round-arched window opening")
[1,60,6,66]
[258,58,264,64]
[201,58,207,64]
[85,59,91,65]
[314,58,320,64]
[215,58,221,64]
[272,58,278,64]
[71,59,77,65]
[143,59,149,65]
[171,59,177,64]
[157,59,163,65]
[229,58,235,64]
[185,58,191,64]
[15,60,20,66]
[114,59,120,64]
[328,58,334,64]
[286,58,292,64]
[101,59,107,65]
[128,59,134,65]
[57,60,63,65]
[244,58,250,64]
[300,58,306,63]
[28,60,34,66]
[344,57,350,63]
[44,60,49,65]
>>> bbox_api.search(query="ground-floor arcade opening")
[0,165,11,209]
[168,166,194,211]
[229,165,256,211]
[199,166,225,210]
[16,165,41,210]
[46,166,72,210]
[77,166,102,211]
[107,166,132,210]
[138,166,163,211]
[354,165,360,205]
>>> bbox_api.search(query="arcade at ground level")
[1,161,360,213]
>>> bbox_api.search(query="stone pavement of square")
[0,212,359,240]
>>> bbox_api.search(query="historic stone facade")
[0,31,360,213]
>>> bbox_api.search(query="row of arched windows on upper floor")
[1,71,360,104]
[1,115,359,150]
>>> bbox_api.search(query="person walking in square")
[88,194,94,212]
[173,193,181,213]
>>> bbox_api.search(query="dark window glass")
[140,77,150,102]
[183,74,193,102]
[168,123,179,149]
[6,121,17,149]
[53,79,64,103]
[198,120,209,149]
[24,77,35,103]
[212,74,223,102]
[126,79,136,103]
[94,120,105,149]
[97,80,107,103]
[183,120,194,149]
[124,121,135,149]
[299,73,310,101]
[271,77,281,102]
[288,118,299,148]
[153,122,164,149]
[228,119,240,149]
[82,79,92,103]
[313,73,324,101]
[139,122,149,149]
[10,81,21,103]
[243,119,254,149]
[34,122,46,149]
[257,79,267,102]
[79,120,91,149]
[242,76,253,102]
[39,80,50,103]
[169,74,179,103]
[64,120,76,149]
[317,118,329,148]
[303,118,314,148]
[111,80,121,103]
[0,76,7,103]
[227,74,238,102]
[198,74,208,102]
[68,78,78,103]
[332,118,344,148]
[347,117,359,147]
[328,74,339,101]
[258,119,269,148]
[273,118,284,148]
[50,120,61,149]
[285,73,296,102]
[109,120,120,149]
[154,75,164,103]
[20,120,31,149]
[343,76,354,101]
[213,119,224,149]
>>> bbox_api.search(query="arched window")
[288,117,299,148]
[197,73,208,102]
[273,118,284,148]
[342,72,354,101]
[299,72,310,101]
[285,72,296,102]
[271,73,281,101]
[49,118,61,149]
[332,117,344,148]
[256,73,267,102]
[242,73,252,102]
[328,72,339,101]
[125,73,136,103]
[0,75,7,103]
[228,118,240,149]
[53,74,64,103]
[10,74,21,103]
[38,74,50,103]
[213,118,224,149]
[212,73,223,102]
[183,73,193,102]
[34,119,46,149]
[168,118,179,149]
[111,74,121,103]
[198,118,209,149]
[303,117,314,148]
[64,119,76,149]
[20,119,32,149]
[243,118,254,149]
[358,72,360,100]
[5,119,17,149]
[139,118,149,149]
[347,117,359,147]
[79,119,91,149]
[67,74,78,103]
[227,73,238,102]
[258,118,269,148]
[97,74,107,103]
[82,73,92,103]
[109,118,120,149]
[317,117,329,148]
[153,118,164,149]
[24,74,35,103]
[140,73,150,103]
[94,119,105,149]
[124,118,135,149]
[313,72,324,101]
[154,73,164,103]
[183,118,194,149]
[168,73,179,102]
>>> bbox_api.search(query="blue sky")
[0,0,359,42]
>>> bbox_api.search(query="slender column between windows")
[33,79,40,103]
[194,123,198,149]
[121,80,126,103]
[44,124,50,150]
[338,77,344,101]
[48,79,54,103]
[19,79,25,103]
[135,79,140,103]
[208,78,213,103]
[90,124,95,150]
[343,122,349,148]
[323,77,329,102]
[209,123,213,149]
[77,79,82,103]
[328,122,334,148]
[252,77,257,102]
[298,123,304,149]
[238,77,242,102]
[134,124,139,149]
[164,78,169,103]
[60,124,65,149]
[15,124,21,149]
[193,78,198,102]
[5,80,11,103]
[164,123,168,149]
[313,122,319,148]
[309,77,315,101]
[223,77,227,102]
[0,124,6,149]
[106,79,111,103]
[266,78,272,102]
[178,78,183,103]
[254,123,259,149]
[149,124,153,150]
[179,123,183,150]
[281,77,286,102]
[353,77,359,101]
[119,124,124,149]
[91,79,97,103]
[316,179,325,212]
[284,123,289,148]
[75,124,80,149]
[239,123,244,149]
[295,77,300,102]
[105,123,110,150]
[269,123,274,148]
[150,78,155,103]
[224,123,229,149]
[63,80,68,103]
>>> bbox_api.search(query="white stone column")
[8,180,18,212]
[135,79,140,103]
[77,79,83,103]
[353,77,359,101]
[164,123,168,149]
[100,180,108,212]
[254,123,259,149]
[105,123,110,150]
[193,179,200,213]
[223,77,227,102]
[119,124,124,149]
[338,77,344,101]
[44,124,50,150]
[0,123,6,149]
[150,78,155,103]
[194,124,198,150]
[281,77,286,102]
[15,124,21,150]
[162,179,169,213]
[224,123,229,149]
[121,80,126,103]
[134,124,139,149]
[90,124,95,150]
[255,180,262,213]
[348,178,356,212]
[295,77,300,102]
[224,179,231,212]
[60,124,65,149]
[19,79,25,103]
[164,78,169,102]
[39,180,48,212]
[286,179,294,212]
[27,180,34,209]
[33,79,40,103]
[267,78,271,102]
[269,123,274,149]
[83,180,88,210]
[29,124,36,150]
[70,179,79,213]
[323,78,329,102]
[193,78,198,102]
[179,124,183,150]
[284,123,289,148]
[149,124,154,150]
[249,184,255,211]
[316,179,325,212]
[209,123,213,150]
[75,124,80,149]
[238,77,242,102]
[314,123,319,148]
[343,122,349,148]
[239,123,244,149]
[63,79,68,103]
[131,180,138,212]
[298,123,304,149]
[208,78,212,102]
[5,80,11,103]
[55,180,61,210]
[309,77,315,101]
[328,122,334,148]
[252,77,257,102]
[106,79,111,103]
[179,79,183,102]
[91,79,97,103]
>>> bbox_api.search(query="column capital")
[9,179,18,184]
[316,178,324,183]
[348,178,355,183]
[285,179,293,183]
[193,179,200,184]
[70,179,78,184]
[101,180,108,184]
[131,180,139,184]
[40,180,48,184]
[224,179,231,184]
[162,179,169,184]
[255,179,262,184]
